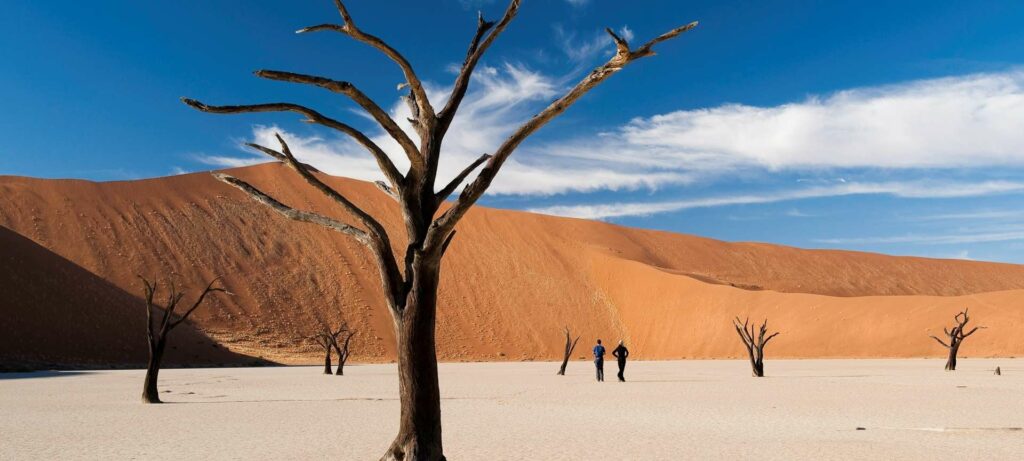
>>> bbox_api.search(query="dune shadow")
[0,370,96,380]
[0,226,264,370]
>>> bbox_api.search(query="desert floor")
[2,359,1022,460]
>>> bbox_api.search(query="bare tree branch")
[213,173,372,244]
[212,171,405,314]
[437,0,521,134]
[436,153,491,202]
[425,21,698,249]
[181,98,403,189]
[244,142,320,172]
[268,134,392,244]
[297,0,435,121]
[962,326,984,338]
[375,180,400,201]
[170,278,227,329]
[254,69,421,166]
[930,335,950,348]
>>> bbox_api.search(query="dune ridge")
[2,163,1023,365]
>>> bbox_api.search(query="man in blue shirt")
[593,339,606,382]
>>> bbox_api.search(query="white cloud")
[553,25,631,63]
[197,65,1024,204]
[199,63,688,195]
[565,0,589,7]
[529,180,1024,219]
[614,70,1024,170]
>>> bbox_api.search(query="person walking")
[593,339,606,382]
[612,340,630,382]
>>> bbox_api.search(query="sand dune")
[2,163,1023,365]
[0,227,250,368]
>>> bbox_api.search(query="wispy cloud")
[553,25,633,62]
[611,70,1024,170]
[565,0,590,7]
[816,228,1024,245]
[908,210,1024,221]
[529,180,1024,219]
[197,64,1024,207]
[198,62,688,195]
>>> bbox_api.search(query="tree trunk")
[336,359,345,376]
[557,357,570,376]
[752,358,764,378]
[945,344,959,371]
[381,261,445,461]
[141,339,166,403]
[324,347,333,375]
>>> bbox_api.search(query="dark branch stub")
[930,308,985,371]
[732,316,779,378]
[182,1,697,458]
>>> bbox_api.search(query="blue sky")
[3,1,1024,262]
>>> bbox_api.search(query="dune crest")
[3,163,1024,364]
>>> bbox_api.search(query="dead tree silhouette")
[140,276,225,403]
[557,327,581,376]
[183,1,697,458]
[311,321,346,375]
[334,329,356,376]
[930,309,984,371]
[733,317,779,377]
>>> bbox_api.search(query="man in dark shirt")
[612,340,630,382]
[593,339,606,382]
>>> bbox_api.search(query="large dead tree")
[333,329,356,376]
[183,1,696,458]
[140,277,225,404]
[930,309,984,371]
[733,317,779,378]
[556,326,581,376]
[311,321,347,375]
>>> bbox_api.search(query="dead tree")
[733,317,779,377]
[140,277,225,404]
[334,329,356,376]
[556,327,581,376]
[930,309,984,371]
[183,1,696,458]
[311,321,346,375]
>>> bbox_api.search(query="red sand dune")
[0,226,249,368]
[2,163,1023,365]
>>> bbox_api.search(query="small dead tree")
[140,277,225,404]
[930,309,984,371]
[556,326,581,376]
[733,317,779,378]
[334,329,356,376]
[311,321,346,375]
[184,1,696,457]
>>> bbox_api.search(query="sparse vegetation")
[733,317,779,377]
[556,327,581,376]
[139,277,225,403]
[930,308,984,371]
